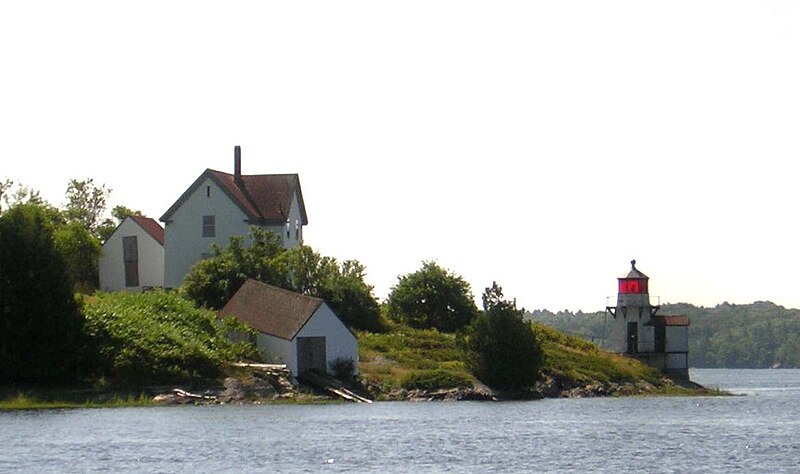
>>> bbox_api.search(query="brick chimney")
[234,145,242,185]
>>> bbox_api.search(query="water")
[2,369,800,473]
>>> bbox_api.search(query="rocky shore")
[151,367,712,405]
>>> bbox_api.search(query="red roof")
[160,168,307,226]
[653,315,690,326]
[130,215,164,246]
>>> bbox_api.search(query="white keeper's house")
[159,146,308,289]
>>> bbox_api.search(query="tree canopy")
[183,229,286,309]
[1,178,140,292]
[386,261,477,332]
[64,178,111,236]
[0,204,86,382]
[183,228,386,332]
[463,282,543,389]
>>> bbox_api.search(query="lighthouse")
[607,260,658,354]
[606,260,690,379]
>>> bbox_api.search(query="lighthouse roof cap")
[624,259,649,279]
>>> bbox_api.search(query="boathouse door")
[297,336,327,374]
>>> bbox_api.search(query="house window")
[122,236,139,287]
[206,185,211,198]
[203,215,215,237]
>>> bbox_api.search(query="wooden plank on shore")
[299,371,373,403]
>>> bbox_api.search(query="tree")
[279,246,386,332]
[183,228,286,309]
[53,221,102,293]
[0,179,46,213]
[64,178,111,236]
[386,261,478,332]
[182,228,386,332]
[0,204,86,382]
[463,282,543,389]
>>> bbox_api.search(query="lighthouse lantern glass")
[619,279,648,294]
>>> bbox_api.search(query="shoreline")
[1,370,725,410]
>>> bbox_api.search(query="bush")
[83,291,260,385]
[387,261,478,332]
[400,369,473,391]
[331,357,357,383]
[183,229,387,332]
[464,283,544,389]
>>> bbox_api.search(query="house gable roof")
[159,168,308,226]
[104,216,164,246]
[218,279,325,341]
[130,216,164,246]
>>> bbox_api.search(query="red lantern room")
[618,260,648,295]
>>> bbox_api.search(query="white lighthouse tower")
[607,260,658,354]
[606,260,690,379]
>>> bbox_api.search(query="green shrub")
[387,261,478,332]
[400,369,473,391]
[464,283,544,389]
[331,357,357,383]
[84,291,260,385]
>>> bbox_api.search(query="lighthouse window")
[619,279,647,294]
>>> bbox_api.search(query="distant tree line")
[528,301,800,368]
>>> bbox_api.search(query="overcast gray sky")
[2,1,799,311]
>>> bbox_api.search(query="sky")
[2,1,799,312]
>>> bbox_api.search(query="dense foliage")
[278,246,386,332]
[529,301,800,368]
[183,228,386,332]
[1,178,128,293]
[386,261,478,332]
[83,291,259,385]
[0,204,86,382]
[53,221,102,293]
[463,283,543,389]
[183,229,286,309]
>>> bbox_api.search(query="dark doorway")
[626,322,638,354]
[654,325,666,353]
[297,336,327,374]
[122,236,139,287]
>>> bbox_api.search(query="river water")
[2,369,799,473]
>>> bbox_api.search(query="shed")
[219,279,358,378]
[99,216,164,292]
